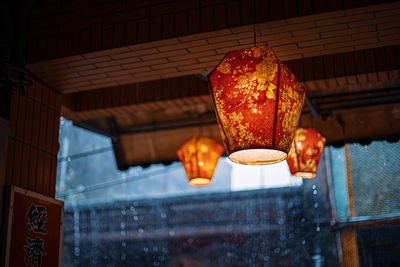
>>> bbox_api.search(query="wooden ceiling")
[26,0,400,169]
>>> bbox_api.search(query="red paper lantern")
[286,128,326,179]
[177,136,224,186]
[208,46,305,165]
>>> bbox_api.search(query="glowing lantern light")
[177,136,224,186]
[287,128,326,179]
[208,46,305,165]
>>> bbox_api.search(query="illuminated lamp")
[208,45,305,165]
[286,128,326,179]
[177,136,224,186]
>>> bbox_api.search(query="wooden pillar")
[340,228,359,267]
[344,144,355,217]
[340,144,359,267]
[1,68,63,266]
[3,72,62,197]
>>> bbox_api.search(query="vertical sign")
[4,186,64,267]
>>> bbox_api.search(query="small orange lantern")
[208,45,305,165]
[177,136,224,186]
[287,128,326,179]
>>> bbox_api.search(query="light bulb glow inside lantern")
[208,46,305,165]
[177,136,224,186]
[286,128,326,179]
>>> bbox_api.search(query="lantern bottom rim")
[229,149,287,165]
[189,177,212,186]
[293,172,316,179]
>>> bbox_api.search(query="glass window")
[56,118,302,202]
[57,118,343,266]
[347,141,400,216]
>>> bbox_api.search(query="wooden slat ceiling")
[28,1,400,93]
[26,0,400,168]
[66,45,400,168]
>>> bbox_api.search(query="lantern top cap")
[207,45,276,79]
[295,128,326,141]
[177,136,224,155]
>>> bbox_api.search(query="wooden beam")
[107,117,129,170]
[61,75,209,121]
[116,102,400,165]
[299,103,400,143]
[61,47,400,122]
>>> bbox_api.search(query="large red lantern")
[208,46,305,165]
[177,136,224,186]
[286,128,326,179]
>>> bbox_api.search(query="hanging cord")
[253,0,257,46]
[198,116,204,137]
[253,23,256,47]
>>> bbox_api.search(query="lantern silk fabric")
[177,136,224,186]
[287,128,326,179]
[208,46,305,165]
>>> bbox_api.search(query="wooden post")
[344,144,355,217]
[340,144,359,267]
[340,228,359,267]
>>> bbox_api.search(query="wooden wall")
[3,72,62,197]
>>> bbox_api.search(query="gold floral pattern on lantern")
[287,128,326,179]
[177,136,224,186]
[208,45,305,165]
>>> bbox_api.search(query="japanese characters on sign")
[24,204,48,267]
[4,186,63,267]
[26,204,48,234]
[24,237,46,267]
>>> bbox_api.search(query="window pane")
[347,141,400,216]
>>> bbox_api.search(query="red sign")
[4,186,64,267]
